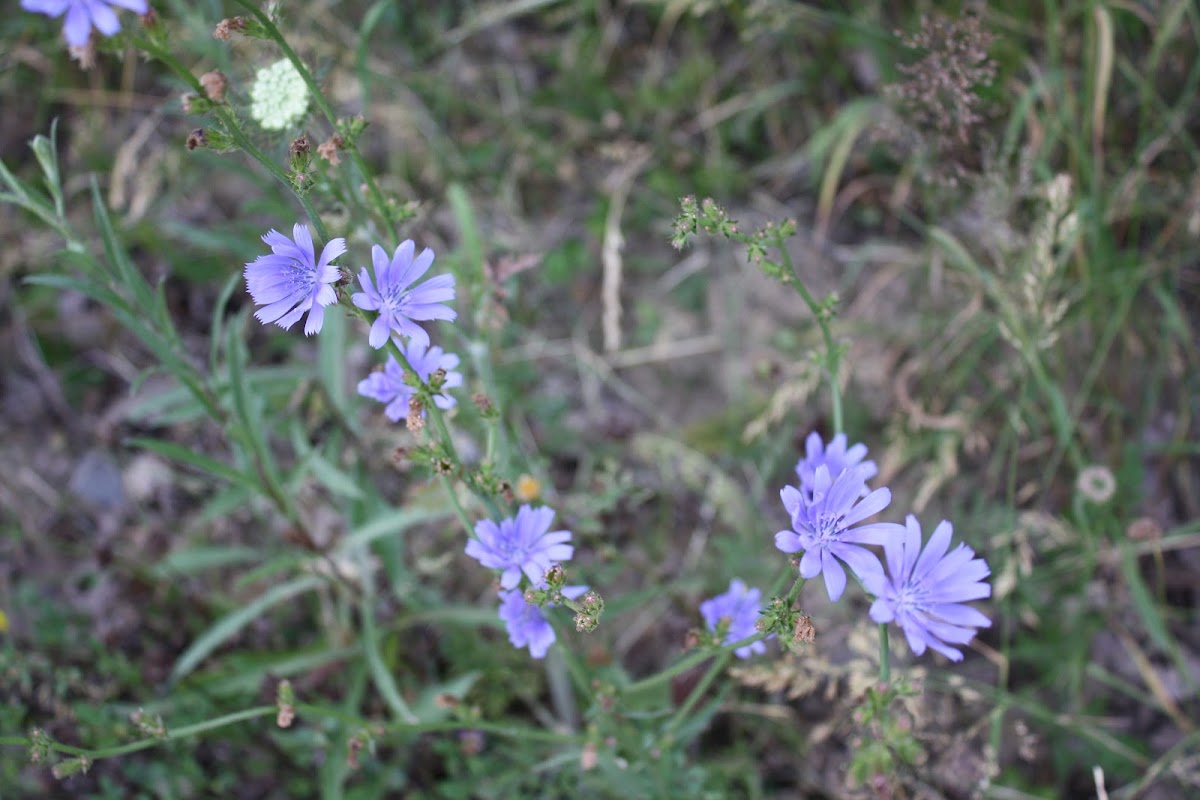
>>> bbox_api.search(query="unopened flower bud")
[28,728,51,764]
[51,756,91,780]
[581,590,603,613]
[429,367,447,391]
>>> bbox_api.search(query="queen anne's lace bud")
[249,59,308,131]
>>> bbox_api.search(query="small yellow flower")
[0,609,9,633]
[515,474,541,503]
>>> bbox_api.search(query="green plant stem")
[782,573,807,606]
[879,624,890,684]
[661,651,732,740]
[771,231,843,434]
[7,707,276,761]
[343,301,499,533]
[135,38,331,242]
[356,542,419,724]
[622,631,755,698]
[625,573,805,698]
[379,323,503,523]
[230,0,394,235]
[1,702,586,767]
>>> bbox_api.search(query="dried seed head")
[406,396,425,434]
[213,16,247,41]
[199,70,227,102]
[1076,465,1116,503]
[1127,517,1162,541]
[793,614,816,645]
[318,134,345,165]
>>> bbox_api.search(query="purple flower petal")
[24,0,147,47]
[465,505,574,590]
[870,515,991,662]
[775,456,901,603]
[795,431,878,498]
[698,579,772,659]
[62,2,91,45]
[355,239,456,347]
[89,2,121,36]
[244,223,341,335]
[357,342,464,421]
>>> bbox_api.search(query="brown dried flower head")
[793,614,816,645]
[890,13,995,145]
[406,396,425,434]
[213,16,247,41]
[318,134,345,165]
[199,71,227,103]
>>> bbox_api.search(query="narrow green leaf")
[171,575,324,682]
[90,179,154,311]
[24,272,130,314]
[1119,544,1195,692]
[154,546,261,577]
[355,0,394,117]
[317,307,350,421]
[126,437,258,489]
[305,451,364,499]
[210,270,244,378]
[339,507,451,553]
[360,596,417,723]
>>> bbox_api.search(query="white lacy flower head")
[249,59,308,131]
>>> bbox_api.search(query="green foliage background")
[1,0,1198,797]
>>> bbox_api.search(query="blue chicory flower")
[352,241,456,350]
[863,515,991,662]
[465,505,574,591]
[795,431,877,497]
[699,579,770,659]
[244,223,346,336]
[775,465,902,602]
[497,585,587,659]
[22,0,147,48]
[357,340,463,421]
